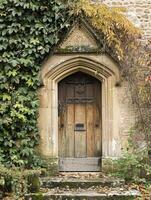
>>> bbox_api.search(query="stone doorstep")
[41,177,125,189]
[25,190,141,200]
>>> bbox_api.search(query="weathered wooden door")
[58,72,102,171]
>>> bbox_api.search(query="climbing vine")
[0,0,150,172]
[66,0,141,58]
[0,0,71,168]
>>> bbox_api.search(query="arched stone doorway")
[39,55,121,171]
[58,72,102,171]
[38,18,132,172]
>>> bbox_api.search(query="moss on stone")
[56,45,100,53]
[102,158,116,173]
[40,157,59,176]
[28,175,41,193]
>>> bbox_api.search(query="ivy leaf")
[26,79,34,86]
[10,60,18,67]
[30,37,40,45]
[2,93,11,101]
[7,70,17,77]
[2,29,7,36]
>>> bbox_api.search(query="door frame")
[39,56,120,161]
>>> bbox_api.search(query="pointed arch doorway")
[58,72,102,171]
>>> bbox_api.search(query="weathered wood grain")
[58,72,102,171]
[66,84,75,157]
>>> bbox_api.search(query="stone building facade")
[38,1,151,171]
[99,0,151,39]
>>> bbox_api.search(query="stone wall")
[96,0,151,39]
[38,5,149,167]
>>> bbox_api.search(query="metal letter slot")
[74,123,86,131]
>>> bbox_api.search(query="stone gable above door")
[59,23,98,50]
[55,17,103,53]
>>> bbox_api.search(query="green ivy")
[0,0,71,168]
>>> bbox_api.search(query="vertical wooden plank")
[94,81,102,156]
[65,84,75,157]
[86,83,94,157]
[74,83,86,158]
[58,82,66,157]
[75,104,86,157]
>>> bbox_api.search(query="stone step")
[41,177,125,189]
[25,189,141,200]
